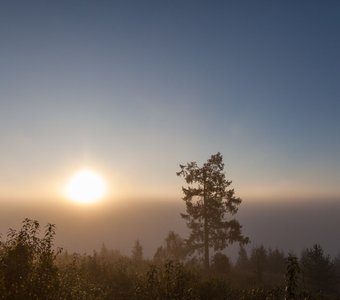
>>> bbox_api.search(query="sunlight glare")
[65,169,107,204]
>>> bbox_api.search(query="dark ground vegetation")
[0,219,339,300]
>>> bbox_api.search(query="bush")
[0,219,60,300]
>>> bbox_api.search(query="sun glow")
[65,169,107,204]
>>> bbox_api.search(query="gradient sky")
[0,1,340,255]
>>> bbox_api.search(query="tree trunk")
[203,171,209,270]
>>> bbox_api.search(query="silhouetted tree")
[267,248,286,274]
[285,253,300,300]
[0,219,60,299]
[132,240,143,263]
[153,231,188,263]
[249,245,267,284]
[300,244,337,296]
[177,152,248,269]
[235,245,249,271]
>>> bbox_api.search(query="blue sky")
[0,1,339,201]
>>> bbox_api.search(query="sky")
[0,1,340,256]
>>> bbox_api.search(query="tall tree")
[177,152,248,269]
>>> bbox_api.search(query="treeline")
[234,244,340,297]
[0,219,340,299]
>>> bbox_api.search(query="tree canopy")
[177,152,249,269]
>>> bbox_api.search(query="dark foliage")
[177,153,249,269]
[1,220,340,299]
[153,231,188,264]
[0,219,60,300]
[285,254,300,300]
[300,244,337,297]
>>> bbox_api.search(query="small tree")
[285,254,300,300]
[300,244,337,296]
[235,245,249,271]
[132,239,143,263]
[153,231,188,263]
[249,245,267,284]
[267,248,286,274]
[177,152,248,269]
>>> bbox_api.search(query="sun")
[65,169,107,204]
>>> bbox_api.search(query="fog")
[0,197,339,259]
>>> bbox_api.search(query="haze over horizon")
[1,1,340,258]
[0,195,339,260]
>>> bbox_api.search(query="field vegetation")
[0,218,339,299]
